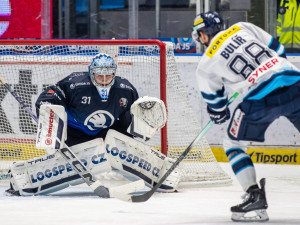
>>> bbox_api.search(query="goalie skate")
[231,178,269,222]
[5,169,20,196]
[5,184,20,196]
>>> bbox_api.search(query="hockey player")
[36,53,138,147]
[6,53,180,197]
[192,11,300,222]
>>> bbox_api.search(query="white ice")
[1,163,300,225]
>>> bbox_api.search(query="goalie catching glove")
[128,96,167,140]
[36,104,67,154]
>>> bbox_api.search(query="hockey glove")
[207,106,230,124]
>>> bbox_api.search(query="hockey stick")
[131,92,240,202]
[0,77,144,200]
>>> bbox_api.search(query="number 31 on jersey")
[81,96,91,104]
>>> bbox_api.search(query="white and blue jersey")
[197,22,300,191]
[196,22,300,112]
[36,72,138,146]
[197,22,300,192]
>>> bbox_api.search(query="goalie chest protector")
[36,72,139,135]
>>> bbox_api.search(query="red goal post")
[0,39,169,153]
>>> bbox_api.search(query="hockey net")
[0,39,231,186]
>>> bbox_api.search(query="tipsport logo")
[249,151,298,164]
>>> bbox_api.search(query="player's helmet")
[192,11,224,43]
[88,53,117,88]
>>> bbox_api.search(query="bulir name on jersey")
[220,35,246,59]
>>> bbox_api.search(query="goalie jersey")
[35,72,138,145]
[197,22,300,112]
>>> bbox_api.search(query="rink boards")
[1,54,300,165]
[211,146,300,165]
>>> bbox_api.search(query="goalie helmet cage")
[0,39,231,186]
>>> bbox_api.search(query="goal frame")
[0,39,168,155]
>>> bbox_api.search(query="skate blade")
[231,210,269,222]
[5,188,20,196]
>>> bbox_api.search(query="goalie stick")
[0,77,144,200]
[130,92,240,202]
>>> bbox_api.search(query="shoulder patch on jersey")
[119,83,134,90]
[115,76,134,91]
[119,98,128,107]
[69,82,91,89]
[206,25,241,58]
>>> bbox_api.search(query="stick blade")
[110,179,145,194]
[109,180,146,202]
[131,189,155,202]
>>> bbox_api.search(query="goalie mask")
[192,11,224,43]
[88,53,117,100]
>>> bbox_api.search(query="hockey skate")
[231,178,269,222]
[5,179,20,196]
[5,170,20,196]
[5,184,20,196]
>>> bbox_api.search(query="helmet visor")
[191,30,200,43]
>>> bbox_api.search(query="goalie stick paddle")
[0,77,144,200]
[131,92,240,202]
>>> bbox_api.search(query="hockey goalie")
[6,53,181,197]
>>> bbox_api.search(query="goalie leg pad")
[9,139,112,196]
[105,129,181,192]
[157,157,181,192]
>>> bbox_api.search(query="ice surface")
[1,163,300,225]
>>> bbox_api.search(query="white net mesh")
[0,40,231,185]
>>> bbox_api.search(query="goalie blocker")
[8,130,180,196]
[36,104,67,154]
